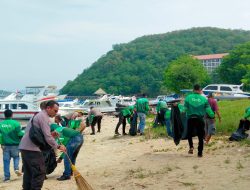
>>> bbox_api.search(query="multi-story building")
[194,53,228,74]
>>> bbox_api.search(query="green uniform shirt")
[0,119,23,145]
[184,92,214,119]
[178,103,185,113]
[165,109,171,120]
[68,119,82,130]
[136,98,150,114]
[50,124,80,145]
[156,101,167,113]
[121,105,134,117]
[51,124,81,159]
[244,107,250,119]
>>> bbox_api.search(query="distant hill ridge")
[60,27,250,96]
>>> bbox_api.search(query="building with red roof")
[194,53,228,73]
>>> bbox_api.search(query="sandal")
[188,148,194,154]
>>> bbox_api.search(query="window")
[4,104,9,109]
[220,86,232,91]
[204,86,218,90]
[11,104,17,109]
[18,104,28,109]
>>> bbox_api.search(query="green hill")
[60,27,250,96]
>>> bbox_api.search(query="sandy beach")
[0,115,250,190]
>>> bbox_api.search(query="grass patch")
[193,165,199,170]
[146,100,249,142]
[179,181,195,186]
[224,157,230,164]
[144,126,166,139]
[236,160,244,170]
[216,99,249,134]
[239,139,250,146]
[153,148,171,152]
[127,165,174,179]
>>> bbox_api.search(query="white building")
[194,53,228,74]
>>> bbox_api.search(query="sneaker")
[15,170,22,176]
[115,132,121,135]
[3,178,10,182]
[140,132,144,136]
[57,175,71,181]
[90,132,95,135]
[123,133,128,135]
[198,153,203,157]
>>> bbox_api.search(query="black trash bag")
[171,105,184,145]
[43,149,57,174]
[229,120,250,141]
[129,112,138,136]
[29,116,51,151]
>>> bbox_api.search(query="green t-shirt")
[156,101,167,112]
[244,107,250,119]
[136,98,150,114]
[0,119,23,145]
[121,105,134,117]
[184,92,214,119]
[50,124,80,145]
[50,123,82,159]
[68,119,82,130]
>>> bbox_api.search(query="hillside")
[60,27,250,96]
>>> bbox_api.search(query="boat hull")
[0,111,38,120]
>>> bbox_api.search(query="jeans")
[63,134,84,177]
[165,119,173,137]
[2,145,20,180]
[137,112,146,133]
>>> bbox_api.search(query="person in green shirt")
[50,123,85,181]
[136,94,150,135]
[0,109,23,182]
[184,84,215,157]
[153,99,167,127]
[115,105,135,135]
[243,107,250,120]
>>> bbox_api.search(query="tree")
[218,41,250,85]
[241,65,250,90]
[60,27,250,96]
[164,55,210,93]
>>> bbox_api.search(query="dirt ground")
[0,115,250,190]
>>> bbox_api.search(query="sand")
[0,115,250,190]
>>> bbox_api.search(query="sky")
[1,0,250,92]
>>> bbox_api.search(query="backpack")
[29,116,51,151]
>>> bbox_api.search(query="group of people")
[0,100,105,190]
[115,84,247,158]
[0,88,249,189]
[114,94,150,136]
[152,84,222,157]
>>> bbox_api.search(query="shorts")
[205,118,216,135]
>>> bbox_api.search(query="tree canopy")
[60,27,250,96]
[218,41,250,89]
[164,55,210,93]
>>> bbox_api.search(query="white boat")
[0,85,59,119]
[58,99,85,116]
[202,84,250,100]
[82,98,116,113]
